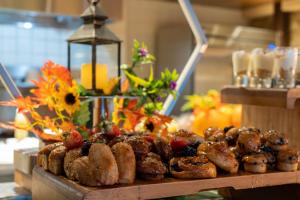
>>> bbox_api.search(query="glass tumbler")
[272,47,298,88]
[251,48,275,88]
[232,50,250,87]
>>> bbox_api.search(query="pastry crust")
[237,131,261,154]
[170,156,217,179]
[37,142,63,170]
[242,154,267,173]
[64,148,81,180]
[137,153,167,180]
[277,162,298,172]
[48,145,66,175]
[244,163,267,173]
[206,142,239,173]
[204,127,224,142]
[111,142,136,184]
[89,143,119,185]
[71,156,98,186]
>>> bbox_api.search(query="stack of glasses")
[232,47,299,88]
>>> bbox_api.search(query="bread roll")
[111,142,136,184]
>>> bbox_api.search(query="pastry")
[111,142,136,184]
[37,142,63,170]
[169,155,217,179]
[264,130,288,151]
[237,131,261,154]
[206,142,239,173]
[153,138,173,162]
[71,156,98,186]
[48,145,66,175]
[277,148,299,172]
[175,129,204,148]
[88,143,119,185]
[137,152,167,180]
[242,154,267,173]
[225,127,239,146]
[260,145,276,169]
[204,127,224,142]
[64,148,82,180]
[127,136,152,160]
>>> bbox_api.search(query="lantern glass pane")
[96,44,118,78]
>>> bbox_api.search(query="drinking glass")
[251,48,274,88]
[232,50,250,87]
[272,47,298,88]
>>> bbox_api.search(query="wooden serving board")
[32,166,300,200]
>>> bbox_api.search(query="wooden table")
[32,166,300,200]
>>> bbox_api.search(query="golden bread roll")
[71,156,98,186]
[64,148,81,180]
[37,142,63,170]
[111,142,136,184]
[89,143,119,185]
[48,145,66,175]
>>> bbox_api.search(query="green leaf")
[125,71,150,87]
[73,100,90,126]
[148,66,154,82]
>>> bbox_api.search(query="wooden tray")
[32,166,300,200]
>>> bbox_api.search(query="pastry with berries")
[204,127,225,142]
[237,130,261,155]
[277,148,299,172]
[264,130,288,151]
[153,137,173,162]
[225,127,239,146]
[169,154,217,179]
[137,152,167,180]
[242,153,267,173]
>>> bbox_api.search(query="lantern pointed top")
[67,0,121,44]
[81,0,107,21]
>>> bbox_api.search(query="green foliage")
[122,40,179,115]
[73,100,90,126]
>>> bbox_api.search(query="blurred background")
[0,0,297,197]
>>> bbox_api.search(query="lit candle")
[81,64,108,90]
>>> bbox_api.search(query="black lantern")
[67,0,121,92]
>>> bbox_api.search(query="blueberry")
[81,141,92,156]
[175,146,197,157]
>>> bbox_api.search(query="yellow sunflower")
[57,81,80,115]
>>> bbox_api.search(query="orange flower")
[41,60,72,86]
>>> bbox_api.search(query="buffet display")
[37,125,299,187]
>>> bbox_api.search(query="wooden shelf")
[32,166,300,200]
[221,86,300,109]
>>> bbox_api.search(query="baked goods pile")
[37,125,300,186]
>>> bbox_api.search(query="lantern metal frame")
[67,0,122,92]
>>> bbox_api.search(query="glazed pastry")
[111,142,136,184]
[277,148,299,172]
[260,145,276,169]
[153,138,173,162]
[204,127,224,142]
[37,142,63,170]
[169,155,217,179]
[127,136,152,160]
[264,130,288,151]
[71,156,98,186]
[237,131,261,154]
[88,143,119,185]
[206,142,239,173]
[225,127,239,146]
[242,154,267,173]
[197,141,213,155]
[64,148,82,180]
[137,152,167,180]
[48,145,66,175]
[175,129,204,147]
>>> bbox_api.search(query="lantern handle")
[87,0,100,5]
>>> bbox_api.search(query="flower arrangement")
[182,90,242,135]
[0,40,178,142]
